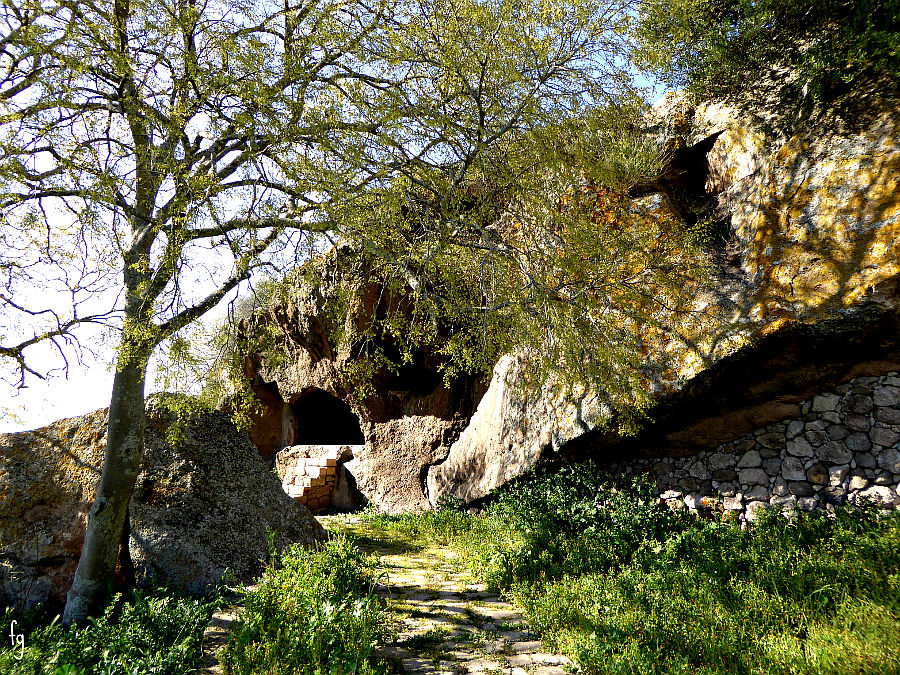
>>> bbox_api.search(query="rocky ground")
[200,515,573,675]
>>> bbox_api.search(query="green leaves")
[633,0,900,111]
[220,536,388,675]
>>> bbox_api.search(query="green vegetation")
[0,588,221,675]
[366,466,900,674]
[635,0,900,106]
[218,536,389,675]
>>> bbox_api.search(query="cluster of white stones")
[612,372,900,523]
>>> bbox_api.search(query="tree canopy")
[2,0,693,626]
[634,0,900,109]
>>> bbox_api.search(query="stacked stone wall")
[611,372,900,522]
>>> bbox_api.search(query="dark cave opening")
[291,388,365,445]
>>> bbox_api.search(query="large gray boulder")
[0,399,326,612]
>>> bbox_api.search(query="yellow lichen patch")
[733,113,900,325]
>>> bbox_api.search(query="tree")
[633,0,900,108]
[0,0,645,626]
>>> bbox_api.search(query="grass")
[218,535,391,675]
[0,587,222,675]
[363,465,900,675]
[4,467,897,675]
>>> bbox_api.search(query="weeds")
[218,535,390,675]
[0,587,221,675]
[372,468,900,675]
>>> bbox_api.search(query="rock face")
[425,98,900,505]
[0,400,326,612]
[427,355,611,503]
[244,95,900,512]
[240,252,487,513]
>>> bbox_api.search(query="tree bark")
[62,355,148,627]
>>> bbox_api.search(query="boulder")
[0,399,326,612]
[427,354,611,504]
[351,416,465,513]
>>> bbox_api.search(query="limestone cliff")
[243,95,900,512]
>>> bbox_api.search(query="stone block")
[804,430,828,446]
[812,394,839,412]
[759,446,781,459]
[734,438,756,452]
[689,463,711,479]
[770,494,796,509]
[745,501,769,522]
[797,496,819,511]
[845,433,871,453]
[788,481,815,497]
[786,420,805,438]
[871,427,899,447]
[875,407,900,424]
[782,457,806,481]
[846,416,871,432]
[717,482,737,496]
[723,495,743,511]
[873,386,900,407]
[806,463,828,485]
[849,474,869,491]
[821,487,847,505]
[762,458,782,475]
[773,476,790,496]
[856,452,877,468]
[842,394,874,415]
[826,425,850,441]
[787,437,815,457]
[877,449,900,474]
[739,468,769,485]
[828,465,849,486]
[818,442,852,464]
[873,471,893,486]
[712,469,737,482]
[737,450,762,468]
[745,485,769,500]
[709,453,738,471]
[855,485,900,507]
[758,433,786,449]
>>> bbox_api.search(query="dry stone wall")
[609,372,900,522]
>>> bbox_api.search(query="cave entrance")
[291,388,365,445]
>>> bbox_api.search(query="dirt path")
[321,515,575,675]
[200,515,575,675]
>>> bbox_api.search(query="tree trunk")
[62,355,148,627]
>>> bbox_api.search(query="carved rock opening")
[291,388,365,445]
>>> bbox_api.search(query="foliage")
[219,536,389,675]
[634,0,900,106]
[1,0,654,623]
[370,469,900,674]
[0,587,221,675]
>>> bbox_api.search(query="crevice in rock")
[420,419,468,505]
